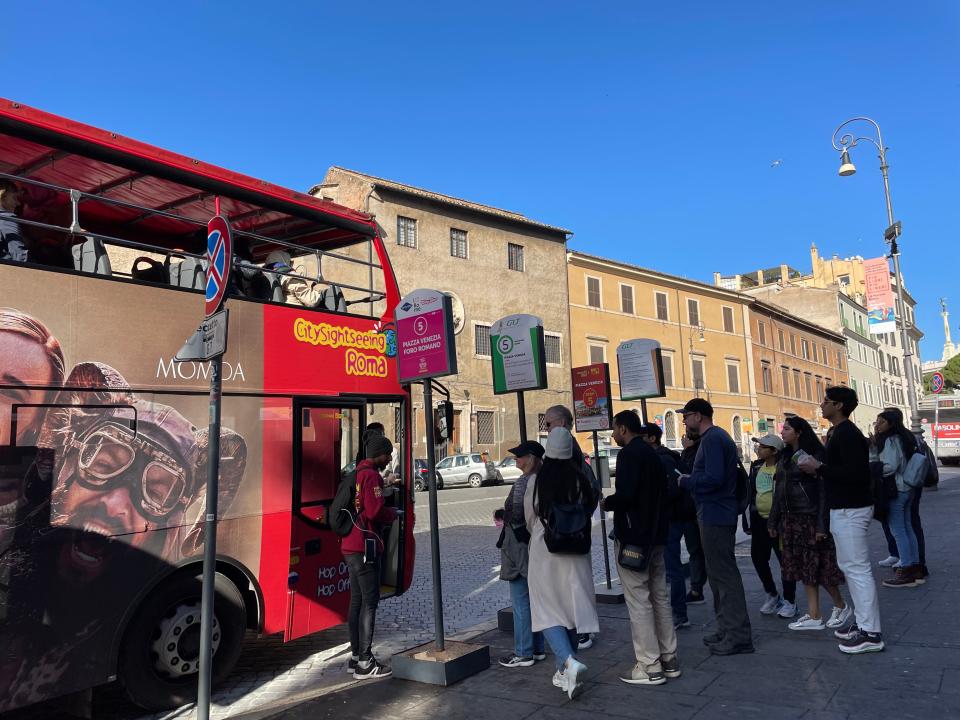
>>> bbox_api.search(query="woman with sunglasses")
[871,408,923,588]
[770,416,849,632]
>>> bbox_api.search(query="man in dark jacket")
[601,411,678,685]
[341,434,398,678]
[798,386,883,655]
[639,423,693,629]
[678,431,708,606]
[678,399,753,655]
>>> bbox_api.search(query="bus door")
[286,399,407,641]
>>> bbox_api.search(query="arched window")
[732,415,743,444]
[664,410,677,445]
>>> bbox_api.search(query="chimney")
[780,264,790,284]
[713,272,722,286]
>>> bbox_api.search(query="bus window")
[297,407,358,520]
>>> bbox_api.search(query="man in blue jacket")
[677,399,753,655]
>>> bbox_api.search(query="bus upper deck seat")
[169,257,207,290]
[71,236,112,276]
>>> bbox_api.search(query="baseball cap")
[508,440,545,459]
[677,398,714,418]
[752,433,785,451]
[639,422,663,440]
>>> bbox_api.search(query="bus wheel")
[119,571,246,711]
[468,473,483,488]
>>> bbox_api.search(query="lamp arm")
[831,116,885,154]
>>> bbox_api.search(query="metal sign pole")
[593,429,612,589]
[517,391,527,443]
[934,394,941,463]
[197,356,222,720]
[640,398,649,424]
[424,380,445,650]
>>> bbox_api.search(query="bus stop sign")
[205,215,232,317]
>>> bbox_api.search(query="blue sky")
[6,2,958,359]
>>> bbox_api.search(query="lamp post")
[831,116,921,437]
[688,322,705,397]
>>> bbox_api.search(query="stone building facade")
[311,167,572,462]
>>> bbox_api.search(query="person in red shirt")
[342,434,398,679]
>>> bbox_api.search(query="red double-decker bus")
[0,99,415,712]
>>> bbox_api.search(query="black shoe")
[354,658,393,679]
[498,654,535,668]
[577,633,593,650]
[838,629,885,655]
[347,655,359,673]
[702,632,725,646]
[709,641,755,656]
[686,591,706,605]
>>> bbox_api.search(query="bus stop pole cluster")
[423,379,446,651]
[592,429,613,590]
[517,391,527,443]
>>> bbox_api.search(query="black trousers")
[701,524,752,646]
[749,512,796,603]
[345,551,381,661]
[881,486,926,568]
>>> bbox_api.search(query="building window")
[662,355,675,387]
[891,333,896,347]
[450,228,468,259]
[801,339,810,360]
[781,366,791,396]
[589,343,606,365]
[538,413,548,434]
[586,276,601,308]
[732,416,743,447]
[664,410,677,445]
[758,321,766,346]
[882,382,889,402]
[815,376,823,401]
[687,299,700,327]
[544,333,562,366]
[474,323,491,357]
[397,216,417,248]
[804,373,813,401]
[726,363,740,394]
[477,411,494,444]
[778,329,785,352]
[821,345,828,365]
[837,350,843,369]
[655,292,669,321]
[790,334,797,356]
[507,243,524,272]
[722,306,735,333]
[620,284,635,314]
[692,357,705,390]
[761,362,772,393]
[793,369,802,399]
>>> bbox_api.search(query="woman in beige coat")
[525,427,599,699]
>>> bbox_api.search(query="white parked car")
[435,453,503,488]
[495,457,524,482]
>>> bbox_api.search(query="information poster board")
[572,363,614,432]
[864,257,896,335]
[491,313,547,394]
[395,289,458,383]
[616,339,666,400]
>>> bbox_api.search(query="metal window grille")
[662,355,674,387]
[508,243,524,271]
[587,277,601,308]
[474,324,491,356]
[538,413,548,433]
[394,405,402,442]
[477,411,494,444]
[664,411,677,443]
[722,307,734,333]
[544,334,562,365]
[450,228,468,259]
[397,216,417,248]
[655,292,669,321]
[687,299,700,327]
[621,285,634,314]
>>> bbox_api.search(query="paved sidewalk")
[249,470,960,720]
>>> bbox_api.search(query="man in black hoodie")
[601,411,678,685]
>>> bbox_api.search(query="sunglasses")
[68,422,190,521]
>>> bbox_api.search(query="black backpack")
[535,478,592,555]
[735,460,750,515]
[919,440,939,488]
[329,470,358,537]
[869,459,893,523]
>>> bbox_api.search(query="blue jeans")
[542,626,578,670]
[665,522,687,622]
[889,489,919,567]
[509,576,544,658]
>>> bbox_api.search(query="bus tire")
[118,571,246,711]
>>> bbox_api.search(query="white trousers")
[830,507,882,634]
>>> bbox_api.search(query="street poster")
[616,338,666,400]
[490,313,547,394]
[572,363,614,432]
[864,257,896,335]
[395,289,458,383]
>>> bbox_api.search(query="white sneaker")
[788,614,825,631]
[760,593,783,615]
[878,556,900,567]
[552,670,566,690]
[777,600,798,619]
[826,605,853,629]
[564,657,587,700]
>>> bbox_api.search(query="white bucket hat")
[544,426,573,460]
